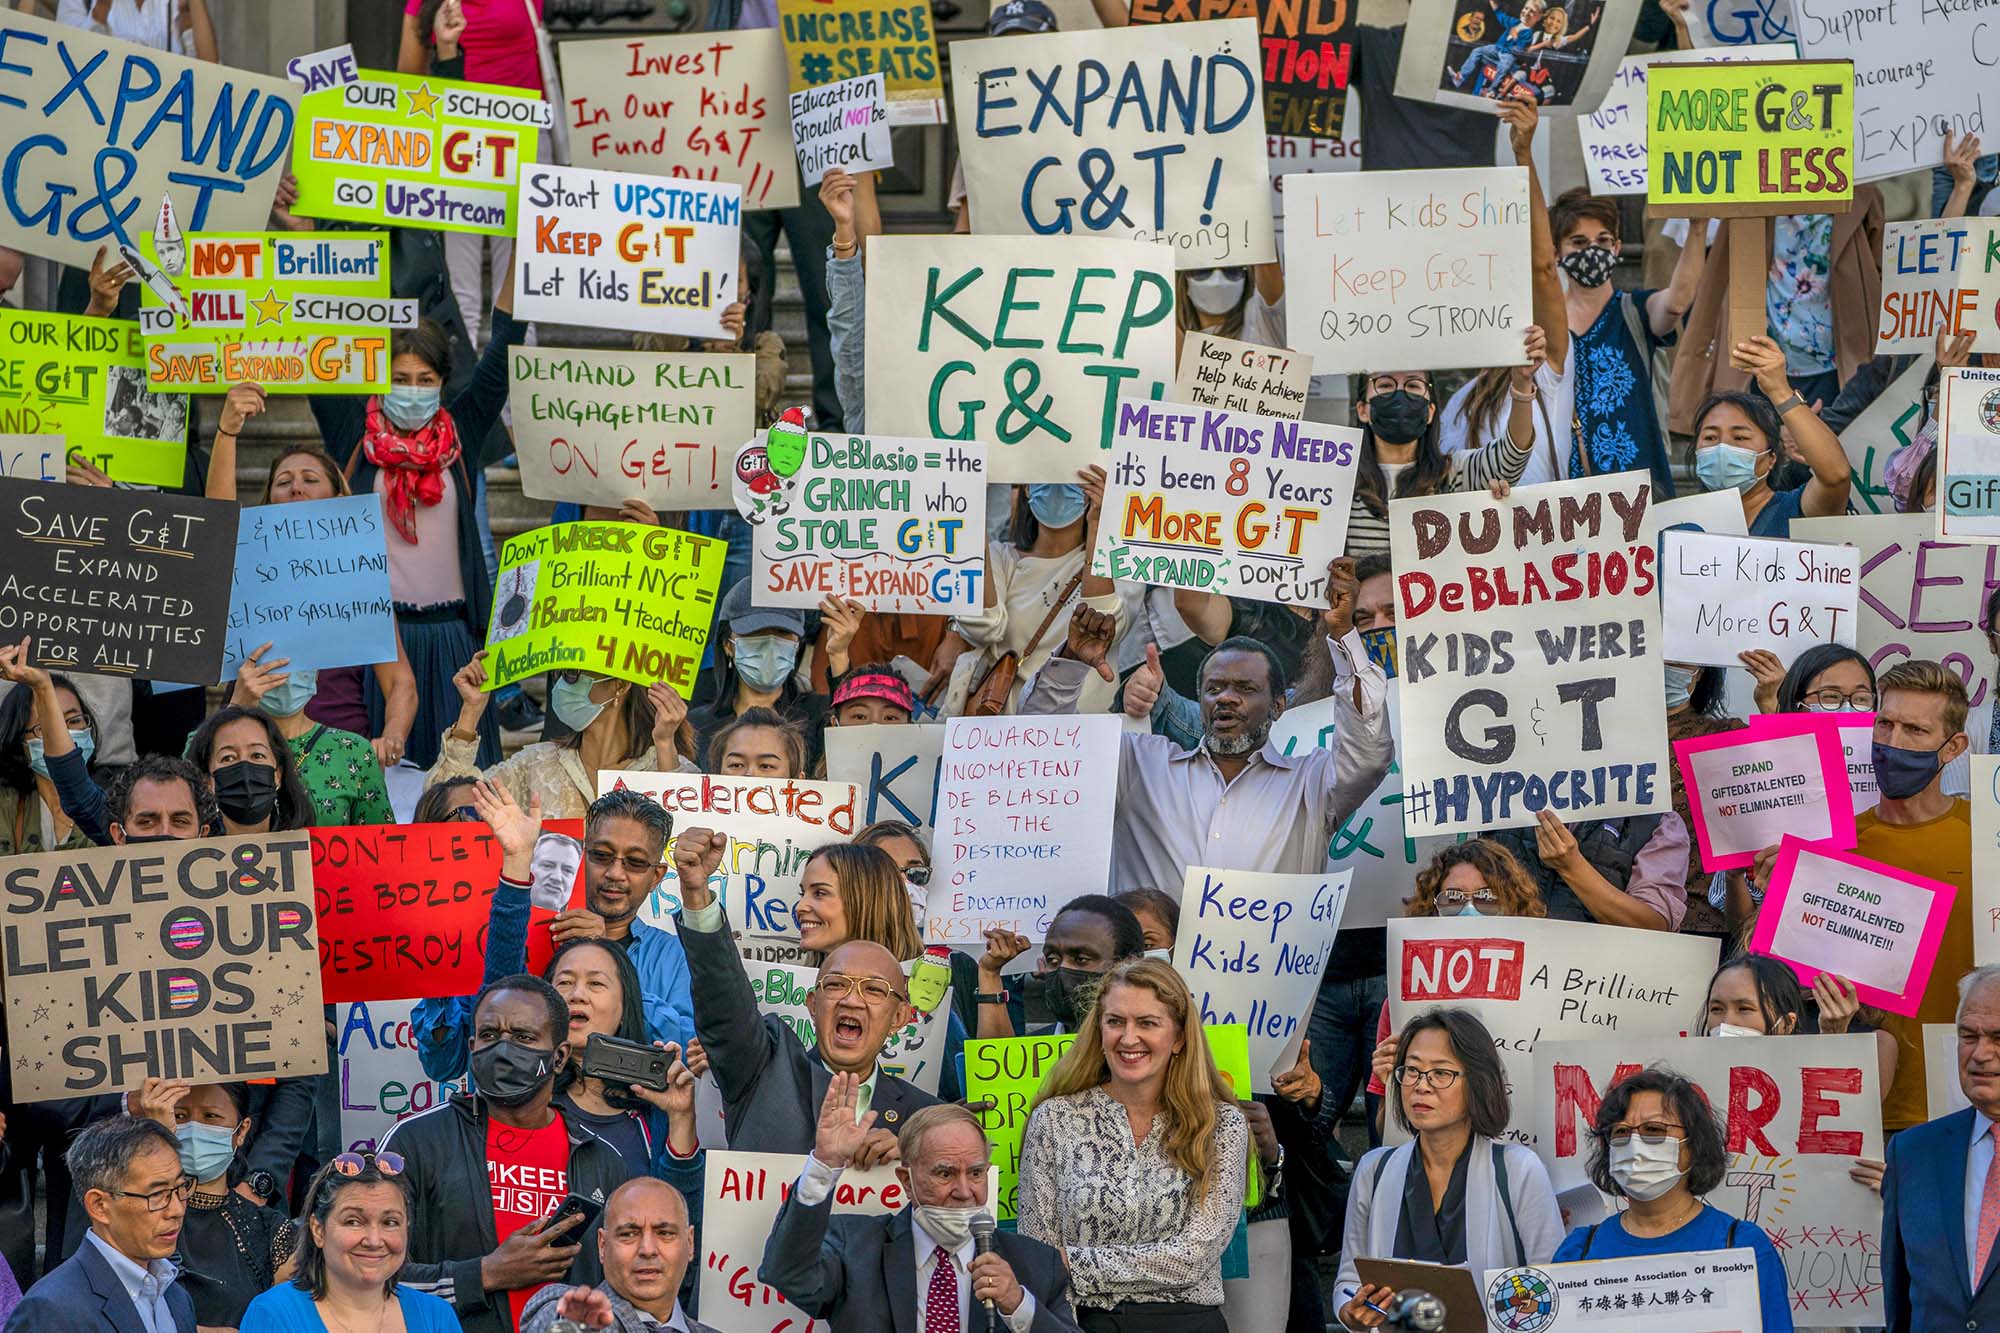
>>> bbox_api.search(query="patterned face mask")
[1559,245,1617,288]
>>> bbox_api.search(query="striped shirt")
[1342,434,1534,556]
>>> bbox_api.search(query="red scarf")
[362,399,461,546]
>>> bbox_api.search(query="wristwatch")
[246,1169,280,1204]
[1770,391,1806,416]
[975,991,1009,1006]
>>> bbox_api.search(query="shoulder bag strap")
[1020,572,1085,662]
[1492,1141,1527,1267]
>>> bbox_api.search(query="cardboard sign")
[775,0,946,127]
[1877,219,1986,356]
[1385,916,1719,1146]
[0,435,62,483]
[507,347,758,510]
[1577,44,1797,196]
[1753,834,1958,1017]
[1389,473,1669,836]
[1939,366,2000,543]
[137,232,410,395]
[751,433,988,613]
[790,73,893,187]
[1643,487,1750,539]
[0,477,236,681]
[1172,866,1347,1092]
[1674,718,1855,871]
[1395,0,1642,116]
[823,722,944,833]
[1835,354,1932,516]
[515,163,742,342]
[291,65,547,235]
[1660,529,1858,667]
[312,821,585,1004]
[1793,0,1988,183]
[949,20,1276,269]
[1483,1251,1764,1330]
[335,998,466,1153]
[1282,166,1533,375]
[862,234,1175,483]
[485,521,727,693]
[0,834,323,1102]
[1173,331,1312,419]
[557,29,798,211]
[1975,754,2000,966]
[1534,1032,1883,1325]
[222,494,396,680]
[1126,0,1354,142]
[0,311,188,487]
[928,715,1121,946]
[1091,395,1359,606]
[1645,59,1855,216]
[0,11,294,268]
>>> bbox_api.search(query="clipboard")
[1353,1257,1492,1333]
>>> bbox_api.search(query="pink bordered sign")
[1750,834,1958,1017]
[1674,717,1856,872]
[1746,710,1878,812]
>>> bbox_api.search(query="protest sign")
[1645,59,1854,215]
[1972,754,2000,966]
[1485,1250,1764,1330]
[0,834,322,1102]
[335,999,465,1153]
[0,435,61,483]
[137,232,411,395]
[484,521,726,693]
[515,163,742,342]
[287,44,358,93]
[1974,227,2000,353]
[1674,718,1855,872]
[1091,395,1359,606]
[1385,916,1718,1145]
[1534,1032,1883,1325]
[0,11,293,269]
[1835,355,1931,516]
[1660,529,1858,667]
[558,29,798,210]
[1173,866,1347,1091]
[222,494,395,680]
[789,74,892,187]
[1753,834,1957,1017]
[312,820,585,1003]
[1282,166,1532,375]
[0,311,188,487]
[949,20,1275,269]
[929,715,1120,946]
[1741,711,1879,814]
[863,235,1175,483]
[0,477,236,681]
[751,433,988,613]
[824,722,944,832]
[1642,487,1750,539]
[1576,44,1796,196]
[1793,0,1985,183]
[1877,219,1985,355]
[1389,473,1670,836]
[1174,331,1312,419]
[1126,0,1355,142]
[1928,1021,1973,1116]
[1688,0,1796,45]
[1396,0,1642,116]
[507,347,757,510]
[1939,366,2000,543]
[775,0,945,126]
[291,64,546,234]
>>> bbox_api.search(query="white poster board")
[1660,530,1859,668]
[1174,331,1313,419]
[1938,366,2000,544]
[1483,1250,1765,1330]
[1577,44,1796,196]
[1972,754,2000,966]
[1793,0,1989,182]
[0,435,62,483]
[1877,219,1986,356]
[335,999,466,1154]
[789,73,893,186]
[824,722,945,833]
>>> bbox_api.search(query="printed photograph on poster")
[1673,718,1854,871]
[1395,0,1640,116]
[1173,331,1313,419]
[1938,366,2000,543]
[1659,528,1857,667]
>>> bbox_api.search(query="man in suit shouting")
[761,1077,1084,1333]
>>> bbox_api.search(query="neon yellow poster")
[0,311,186,486]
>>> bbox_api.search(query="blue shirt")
[1552,1203,1793,1333]
[1747,484,1807,540]
[1968,1116,2000,1287]
[239,1283,458,1333]
[1568,288,1677,499]
[84,1231,178,1333]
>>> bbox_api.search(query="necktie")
[1977,1132,2000,1282]
[855,1078,872,1122]
[925,1245,960,1333]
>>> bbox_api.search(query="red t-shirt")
[488,1113,570,1330]
[405,0,544,93]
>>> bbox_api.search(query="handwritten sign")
[287,44,358,93]
[1753,834,1958,1017]
[1877,219,1985,356]
[950,19,1274,269]
[1973,225,2000,353]
[1660,529,1858,667]
[790,73,892,187]
[776,0,945,126]
[558,29,797,211]
[863,234,1175,483]
[0,434,61,483]
[1126,0,1354,142]
[485,521,726,693]
[515,163,742,341]
[1390,473,1669,836]
[1173,331,1312,419]
[0,834,323,1102]
[507,347,756,511]
[222,494,396,680]
[1793,0,1985,183]
[1939,366,2000,544]
[1577,45,1797,195]
[0,478,236,681]
[1674,719,1855,872]
[929,715,1120,946]
[1689,0,1796,46]
[0,311,187,487]
[1975,755,2000,966]
[292,65,546,235]
[1645,59,1854,215]
[824,722,944,833]
[1092,395,1358,606]
[1282,166,1531,375]
[752,433,987,613]
[335,999,466,1153]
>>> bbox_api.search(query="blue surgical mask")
[1695,443,1764,494]
[176,1121,238,1183]
[733,634,799,691]
[382,384,441,431]
[25,730,94,778]
[1664,664,1698,709]
[257,669,318,719]
[1027,483,1088,530]
[550,673,612,731]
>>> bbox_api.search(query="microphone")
[968,1211,998,1331]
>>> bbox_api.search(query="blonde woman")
[1018,958,1247,1332]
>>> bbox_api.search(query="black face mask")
[118,832,183,844]
[1022,967,1104,1029]
[211,760,278,826]
[470,1039,557,1107]
[1367,390,1431,446]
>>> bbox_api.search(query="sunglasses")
[331,1151,405,1177]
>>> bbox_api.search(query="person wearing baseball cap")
[829,665,916,727]
[691,578,831,770]
[988,0,1057,34]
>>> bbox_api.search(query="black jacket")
[378,1091,636,1333]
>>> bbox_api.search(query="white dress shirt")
[85,1229,180,1333]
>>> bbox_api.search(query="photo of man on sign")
[1443,0,1603,103]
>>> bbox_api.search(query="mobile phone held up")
[579,1032,673,1092]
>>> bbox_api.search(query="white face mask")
[1143,947,1172,963]
[1707,1022,1762,1038]
[1608,1135,1686,1202]
[913,1204,984,1250]
[1186,270,1246,316]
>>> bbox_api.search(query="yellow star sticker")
[248,288,288,326]
[405,81,441,119]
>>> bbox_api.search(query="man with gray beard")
[1021,557,1390,894]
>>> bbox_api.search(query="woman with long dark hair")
[1684,337,1851,539]
[0,661,100,854]
[186,706,317,834]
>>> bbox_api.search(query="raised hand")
[1124,642,1164,720]
[1737,649,1785,713]
[218,383,266,437]
[1271,1039,1322,1109]
[648,682,688,765]
[0,637,49,690]
[813,1071,879,1169]
[1322,556,1358,640]
[1061,605,1117,683]
[230,642,293,711]
[472,780,543,864]
[672,827,729,909]
[84,245,135,318]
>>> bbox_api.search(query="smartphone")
[579,1032,672,1092]
[541,1193,603,1236]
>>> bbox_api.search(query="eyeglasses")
[1596,1123,1686,1146]
[904,864,932,888]
[1366,375,1432,399]
[444,805,481,823]
[587,847,660,875]
[111,1174,196,1212]
[331,1151,405,1177]
[1392,1066,1462,1089]
[816,974,909,1005]
[1804,687,1874,711]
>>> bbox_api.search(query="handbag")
[521,0,570,164]
[964,573,1084,717]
